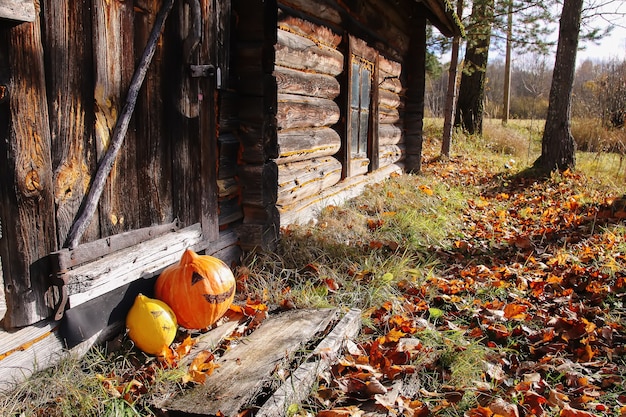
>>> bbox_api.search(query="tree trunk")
[533,0,582,172]
[454,0,493,135]
[502,0,513,124]
[441,0,463,157]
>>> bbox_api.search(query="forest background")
[424,0,626,159]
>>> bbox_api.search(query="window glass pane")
[351,108,360,154]
[360,67,371,110]
[351,62,361,107]
[359,109,369,155]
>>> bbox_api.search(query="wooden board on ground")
[256,308,362,417]
[161,308,361,416]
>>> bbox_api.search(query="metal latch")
[190,64,215,78]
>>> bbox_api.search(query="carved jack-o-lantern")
[154,249,236,329]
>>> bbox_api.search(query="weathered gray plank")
[0,0,35,22]
[92,0,138,239]
[0,6,57,328]
[44,0,100,246]
[134,0,173,227]
[66,224,206,307]
[256,309,362,417]
[163,308,340,416]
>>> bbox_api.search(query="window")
[350,57,372,160]
[344,40,379,177]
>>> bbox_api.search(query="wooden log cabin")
[0,0,460,384]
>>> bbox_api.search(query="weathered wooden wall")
[0,0,242,328]
[233,0,280,251]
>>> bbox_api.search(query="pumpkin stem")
[180,248,198,265]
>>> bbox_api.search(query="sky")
[577,20,626,62]
[575,0,626,62]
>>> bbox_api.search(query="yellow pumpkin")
[155,249,236,329]
[126,294,177,355]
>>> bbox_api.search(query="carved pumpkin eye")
[154,249,236,329]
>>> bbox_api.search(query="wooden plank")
[257,309,362,417]
[214,0,231,89]
[274,66,340,99]
[198,0,219,242]
[379,107,400,124]
[379,74,403,94]
[276,127,341,164]
[350,157,370,177]
[60,229,240,347]
[163,2,201,228]
[238,211,277,252]
[350,35,377,62]
[0,229,238,389]
[0,322,64,389]
[276,29,344,76]
[92,0,138,239]
[45,0,100,245]
[66,224,205,307]
[135,0,173,227]
[218,177,240,198]
[379,56,402,78]
[219,196,244,226]
[277,93,340,130]
[0,9,57,328]
[50,220,179,271]
[0,0,35,22]
[162,308,340,416]
[277,157,342,206]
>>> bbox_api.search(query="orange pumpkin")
[155,249,236,329]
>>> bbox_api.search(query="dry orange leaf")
[418,184,434,195]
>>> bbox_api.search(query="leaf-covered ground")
[3,146,625,417]
[287,156,626,417]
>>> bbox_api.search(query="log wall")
[377,56,405,169]
[271,5,411,225]
[274,14,343,215]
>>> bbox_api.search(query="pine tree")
[533,0,583,172]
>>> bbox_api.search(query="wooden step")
[160,308,361,416]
